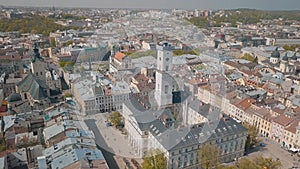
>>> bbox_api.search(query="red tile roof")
[237,98,256,110]
[0,105,7,112]
[114,52,126,62]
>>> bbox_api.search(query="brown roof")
[244,62,258,69]
[237,98,256,110]
[114,52,126,62]
[133,73,155,93]
[263,113,275,122]
[245,106,256,115]
[0,55,22,61]
[254,107,270,117]
[239,69,262,78]
[264,99,280,105]
[223,61,240,68]
[189,78,208,85]
[272,107,285,115]
[231,98,242,105]
[293,106,300,113]
[273,114,296,127]
[226,90,237,100]
[285,119,300,134]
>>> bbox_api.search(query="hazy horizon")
[0,0,300,10]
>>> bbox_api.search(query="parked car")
[259,142,266,147]
[106,122,112,127]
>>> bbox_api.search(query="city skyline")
[0,0,300,10]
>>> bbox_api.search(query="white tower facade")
[31,44,46,82]
[155,44,173,107]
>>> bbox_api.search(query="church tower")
[31,43,46,82]
[155,43,173,107]
[270,47,280,64]
[280,53,288,73]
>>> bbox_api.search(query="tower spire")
[32,42,43,62]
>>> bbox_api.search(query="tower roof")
[271,47,280,58]
[114,52,126,62]
[32,42,44,63]
[282,53,288,61]
[291,52,297,60]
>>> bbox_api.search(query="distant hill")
[0,15,75,36]
[188,9,300,28]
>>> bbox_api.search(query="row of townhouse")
[71,74,131,115]
[198,84,300,150]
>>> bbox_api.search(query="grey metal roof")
[156,116,247,151]
[51,148,105,169]
[124,97,168,134]
[6,93,21,102]
[17,73,48,100]
[189,99,210,117]
[291,52,298,60]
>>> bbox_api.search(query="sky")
[0,0,300,10]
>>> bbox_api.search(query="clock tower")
[155,43,173,107]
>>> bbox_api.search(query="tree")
[50,37,56,47]
[241,53,256,62]
[198,143,220,169]
[63,40,74,46]
[237,158,259,169]
[0,140,6,152]
[173,50,185,56]
[253,56,258,63]
[64,92,72,100]
[109,111,122,127]
[217,165,238,169]
[0,15,75,36]
[59,61,67,67]
[283,45,295,51]
[218,156,281,169]
[253,156,281,169]
[142,149,167,169]
[59,61,75,68]
[283,45,300,51]
[242,122,259,153]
